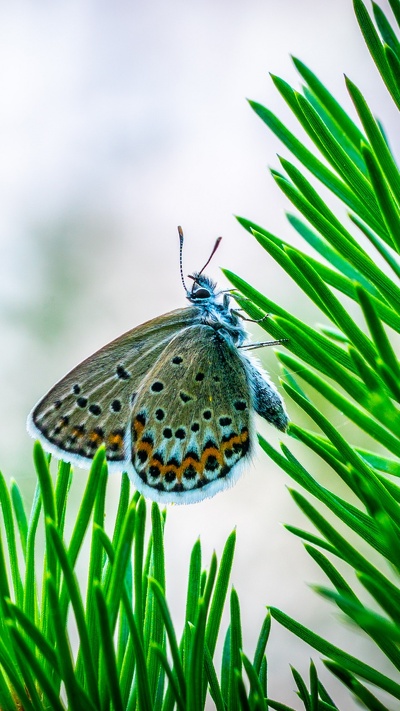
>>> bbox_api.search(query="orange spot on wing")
[138,441,153,456]
[221,430,248,454]
[71,427,84,439]
[133,418,145,437]
[183,456,201,469]
[108,432,124,449]
[200,447,223,468]
[89,431,103,445]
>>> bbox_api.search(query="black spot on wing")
[116,365,131,380]
[111,399,121,412]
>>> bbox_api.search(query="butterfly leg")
[232,309,270,324]
[239,339,289,350]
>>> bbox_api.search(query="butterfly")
[27,227,288,504]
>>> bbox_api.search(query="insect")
[27,227,288,504]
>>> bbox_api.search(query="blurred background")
[0,0,397,707]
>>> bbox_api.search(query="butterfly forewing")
[130,325,252,503]
[28,307,199,469]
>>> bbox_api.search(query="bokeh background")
[0,0,397,707]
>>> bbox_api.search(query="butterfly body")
[28,263,288,504]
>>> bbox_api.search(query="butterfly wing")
[27,307,199,469]
[130,325,252,504]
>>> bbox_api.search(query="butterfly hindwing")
[130,325,252,503]
[28,307,200,469]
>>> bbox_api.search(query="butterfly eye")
[192,286,211,299]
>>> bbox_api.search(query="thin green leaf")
[373,2,400,55]
[150,577,186,704]
[54,460,71,536]
[242,653,268,711]
[309,659,321,711]
[144,503,166,704]
[270,606,400,698]
[357,285,400,379]
[10,479,28,560]
[35,449,58,651]
[187,598,207,711]
[346,76,400,204]
[324,660,390,711]
[105,501,136,633]
[283,524,338,556]
[358,572,400,626]
[152,643,185,711]
[184,538,202,685]
[354,0,400,108]
[203,642,226,711]
[229,588,242,711]
[76,459,108,684]
[94,582,124,711]
[356,448,400,476]
[185,537,201,627]
[33,442,56,523]
[121,588,153,711]
[206,530,236,658]
[23,484,41,622]
[265,701,297,711]
[377,359,400,399]
[388,0,400,27]
[304,547,358,602]
[0,542,21,678]
[316,586,400,654]
[221,625,231,704]
[253,613,271,677]
[236,669,252,711]
[386,44,400,97]
[47,574,95,711]
[291,666,311,710]
[362,143,400,252]
[0,472,23,607]
[350,213,400,281]
[134,495,146,635]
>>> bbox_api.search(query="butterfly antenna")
[198,236,222,277]
[178,226,188,292]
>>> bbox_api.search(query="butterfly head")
[186,273,219,304]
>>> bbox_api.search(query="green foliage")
[0,444,274,710]
[225,0,400,708]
